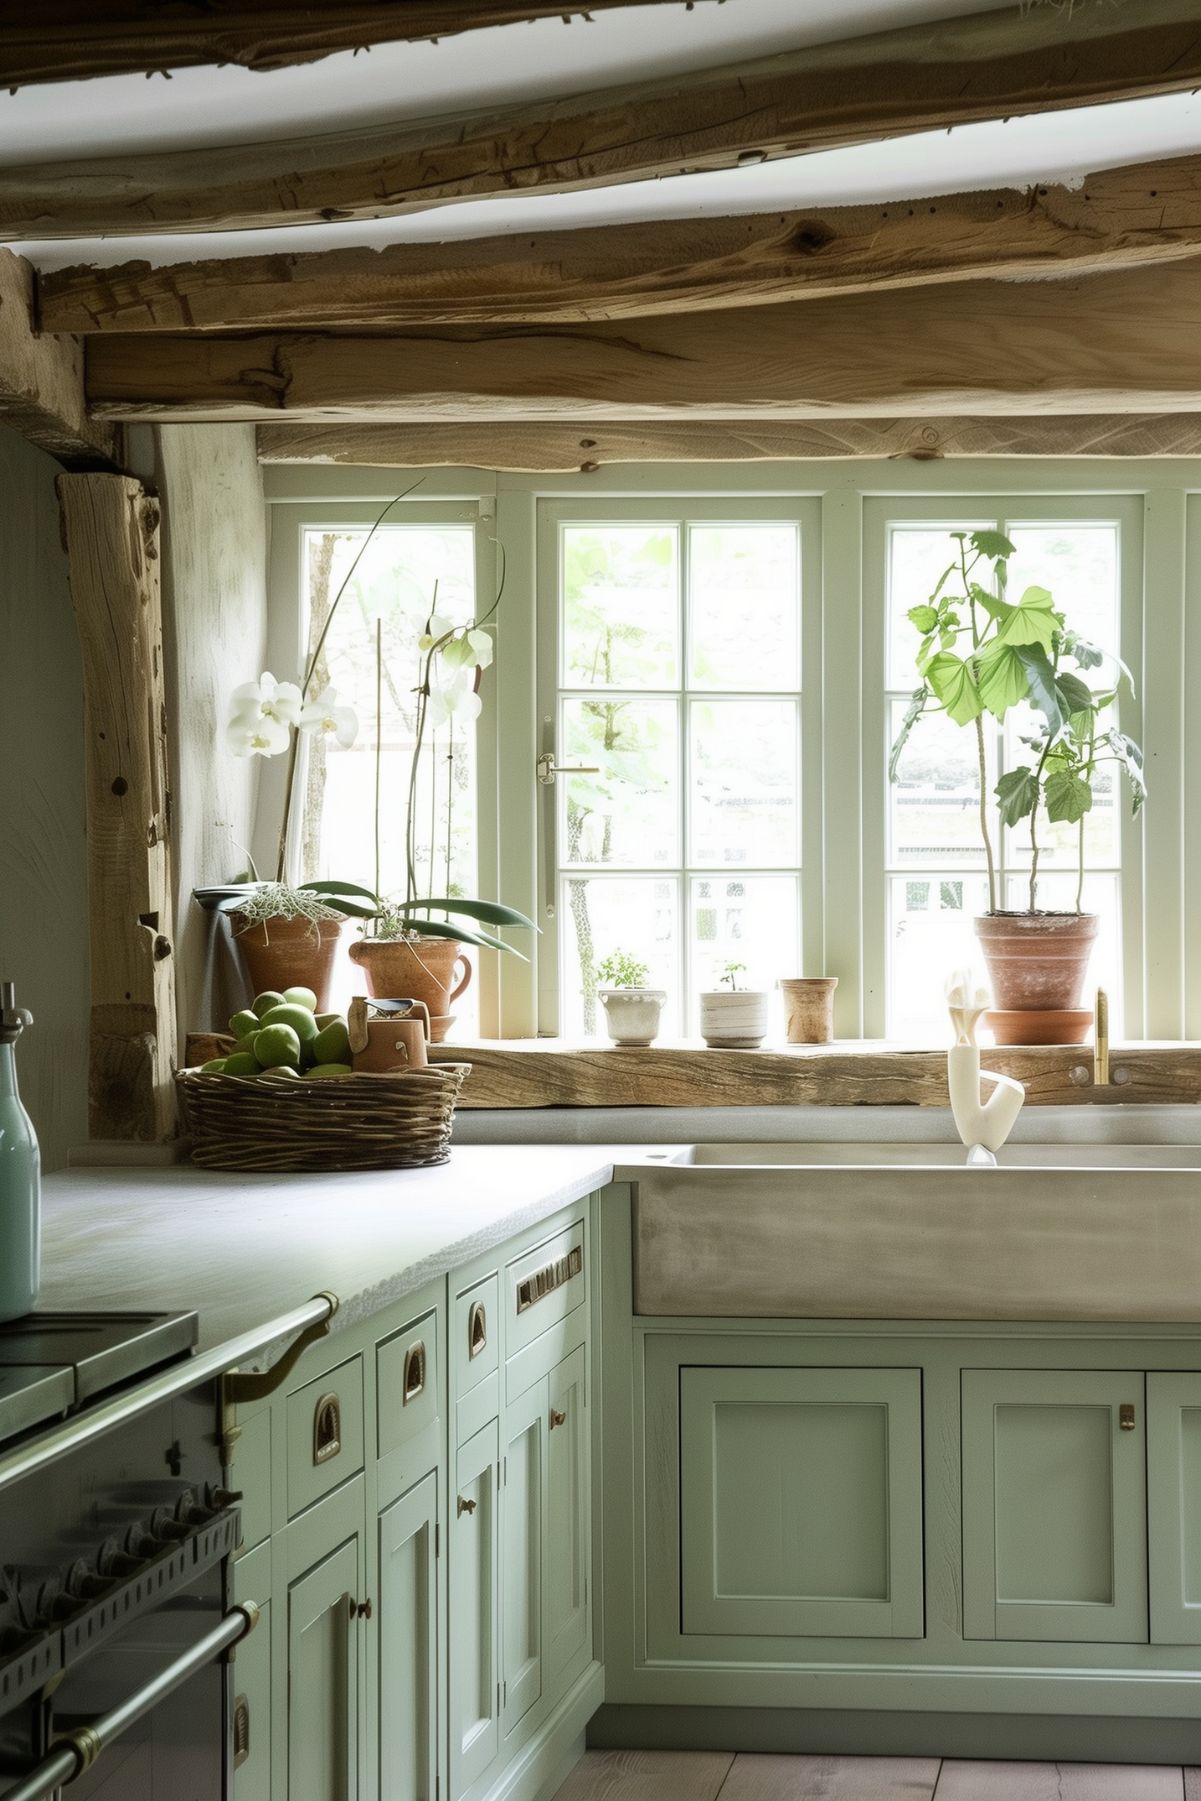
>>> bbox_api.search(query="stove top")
[0,1311,199,1445]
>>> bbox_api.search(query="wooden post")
[57,473,177,1140]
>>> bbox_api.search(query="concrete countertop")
[39,1147,618,1364]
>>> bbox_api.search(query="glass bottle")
[0,982,39,1321]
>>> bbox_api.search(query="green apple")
[283,985,319,1012]
[315,1012,341,1030]
[199,1057,228,1074]
[224,1050,260,1077]
[306,1063,353,1079]
[252,1022,301,1069]
[312,1018,351,1065]
[257,1002,318,1043]
[229,1009,259,1042]
[261,1066,300,1079]
[251,990,286,1019]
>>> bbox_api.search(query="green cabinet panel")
[1148,1371,1201,1644]
[546,1345,589,1680]
[679,1366,924,1639]
[962,1369,1147,1643]
[378,1471,439,1801]
[502,1377,546,1737]
[450,1418,499,1800]
[288,1535,360,1801]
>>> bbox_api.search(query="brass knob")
[550,1408,567,1430]
[457,1495,477,1517]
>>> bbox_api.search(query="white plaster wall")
[0,424,88,1169]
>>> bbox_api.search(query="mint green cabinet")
[1147,1371,1201,1644]
[962,1369,1147,1643]
[679,1365,924,1639]
[546,1345,589,1675]
[451,1418,499,1800]
[378,1471,439,1801]
[502,1377,545,1738]
[287,1534,361,1801]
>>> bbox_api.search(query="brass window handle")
[457,1495,477,1517]
[550,1408,567,1430]
[536,752,599,786]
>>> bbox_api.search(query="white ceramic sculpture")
[945,969,1025,1158]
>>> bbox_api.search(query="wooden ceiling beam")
[256,417,1201,471]
[7,0,1201,238]
[0,2,688,87]
[39,153,1201,332]
[83,264,1201,424]
[0,249,116,467]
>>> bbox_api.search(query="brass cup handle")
[1119,1403,1137,1431]
[550,1408,567,1430]
[457,1495,477,1517]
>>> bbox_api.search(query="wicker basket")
[175,1064,470,1172]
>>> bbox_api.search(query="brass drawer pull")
[550,1408,567,1430]
[1120,1402,1137,1431]
[457,1495,477,1517]
[516,1244,583,1314]
[468,1301,488,1359]
[350,1597,373,1620]
[402,1341,426,1404]
[232,1694,251,1769]
[313,1393,342,1465]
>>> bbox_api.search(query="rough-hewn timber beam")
[0,2,687,87]
[40,153,1201,332]
[57,472,177,1142]
[84,264,1201,424]
[7,0,1201,238]
[0,249,115,465]
[256,417,1201,471]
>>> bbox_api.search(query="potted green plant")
[596,950,667,1047]
[699,960,770,1049]
[890,528,1145,1043]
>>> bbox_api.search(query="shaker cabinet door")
[680,1365,924,1639]
[1148,1371,1201,1644]
[962,1369,1147,1643]
[288,1536,361,1801]
[545,1345,590,1682]
[501,1377,546,1738]
[378,1471,439,1801]
[450,1419,499,1800]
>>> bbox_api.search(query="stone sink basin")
[622,1141,1201,1323]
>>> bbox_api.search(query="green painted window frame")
[264,460,1201,1044]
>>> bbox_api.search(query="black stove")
[0,1310,197,1447]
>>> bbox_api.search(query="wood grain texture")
[8,1,1201,238]
[255,415,1201,472]
[720,1753,940,1800]
[551,1749,734,1801]
[933,1765,1183,1800]
[0,250,115,467]
[0,2,683,86]
[44,154,1201,333]
[58,473,177,1140]
[87,264,1201,423]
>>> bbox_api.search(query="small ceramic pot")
[348,997,431,1070]
[349,937,472,1042]
[779,977,838,1045]
[229,912,343,1011]
[598,987,666,1048]
[699,989,769,1049]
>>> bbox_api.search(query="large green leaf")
[993,585,1056,653]
[1101,729,1147,813]
[924,653,982,726]
[907,604,938,633]
[402,896,536,930]
[976,641,1029,720]
[1045,769,1093,824]
[968,528,1016,563]
[298,879,380,902]
[1054,670,1096,718]
[1016,646,1065,734]
[395,916,530,960]
[995,766,1039,827]
[889,686,928,782]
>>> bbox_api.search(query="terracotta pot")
[985,1007,1094,1047]
[779,977,838,1045]
[975,911,1099,1013]
[229,912,343,1011]
[348,937,472,1042]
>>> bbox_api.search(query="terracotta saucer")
[984,1007,1093,1046]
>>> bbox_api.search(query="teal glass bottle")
[0,983,39,1322]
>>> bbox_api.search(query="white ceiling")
[6,0,1200,274]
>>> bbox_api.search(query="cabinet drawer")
[285,1355,365,1520]
[454,1275,498,1399]
[506,1221,585,1360]
[378,1309,440,1461]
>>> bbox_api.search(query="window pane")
[690,875,799,1023]
[561,696,679,866]
[559,875,679,1037]
[688,524,800,689]
[887,521,993,689]
[1004,524,1118,653]
[562,525,679,688]
[889,699,988,867]
[1003,705,1119,872]
[888,872,991,1041]
[689,699,799,868]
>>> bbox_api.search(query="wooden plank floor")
[553,1753,1193,1800]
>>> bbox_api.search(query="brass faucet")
[1094,987,1109,1087]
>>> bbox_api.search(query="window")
[538,501,814,1037]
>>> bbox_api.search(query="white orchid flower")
[467,627,494,670]
[418,614,456,653]
[299,685,359,749]
[231,671,302,730]
[226,712,289,758]
[426,675,482,729]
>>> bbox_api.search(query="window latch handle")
[536,751,599,786]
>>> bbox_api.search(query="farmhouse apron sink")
[624,1143,1201,1323]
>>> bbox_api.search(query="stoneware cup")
[698,990,769,1049]
[779,976,838,1044]
[348,997,431,1072]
